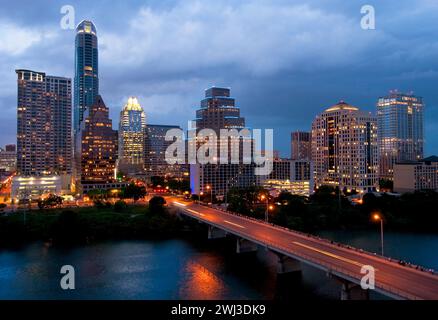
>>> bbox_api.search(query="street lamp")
[373,213,384,256]
[206,185,213,205]
[260,194,269,223]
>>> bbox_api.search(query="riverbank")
[0,204,183,247]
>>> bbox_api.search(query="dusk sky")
[1,0,438,156]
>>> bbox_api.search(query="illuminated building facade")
[16,69,72,176]
[74,20,99,133]
[11,175,70,201]
[0,145,16,173]
[75,95,118,191]
[144,124,188,178]
[118,97,146,175]
[394,156,438,193]
[291,131,311,160]
[312,101,379,193]
[190,87,256,198]
[259,159,314,197]
[377,92,424,180]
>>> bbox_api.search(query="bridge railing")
[183,205,420,300]
[195,202,437,278]
[256,235,421,300]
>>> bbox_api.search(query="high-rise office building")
[312,101,379,193]
[190,87,256,198]
[144,124,188,179]
[377,92,424,180]
[16,69,72,176]
[195,87,245,131]
[291,131,311,160]
[74,20,99,133]
[5,144,16,152]
[118,97,146,175]
[0,146,16,173]
[75,95,118,193]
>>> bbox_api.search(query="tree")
[114,200,128,212]
[122,183,147,202]
[379,179,393,192]
[151,176,165,187]
[149,196,166,213]
[87,189,108,201]
[51,210,84,244]
[226,186,266,216]
[37,194,63,209]
[168,178,191,193]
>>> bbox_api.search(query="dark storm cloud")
[0,0,437,156]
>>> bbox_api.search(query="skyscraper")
[75,95,118,193]
[118,97,146,175]
[144,124,188,178]
[195,87,245,131]
[0,145,16,173]
[190,87,256,198]
[377,91,424,180]
[74,20,99,133]
[291,131,311,160]
[312,101,379,193]
[16,69,72,176]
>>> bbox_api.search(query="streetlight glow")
[372,212,384,256]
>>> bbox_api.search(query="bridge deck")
[171,199,438,300]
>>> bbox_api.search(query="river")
[1,230,437,300]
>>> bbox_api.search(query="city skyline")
[1,1,438,157]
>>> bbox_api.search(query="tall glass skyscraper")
[377,92,424,180]
[74,20,99,133]
[75,95,118,193]
[118,97,146,175]
[190,87,256,197]
[291,131,311,160]
[144,124,188,178]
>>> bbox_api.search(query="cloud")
[1,0,438,155]
[99,1,386,77]
[0,20,57,56]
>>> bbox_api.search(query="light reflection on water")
[0,230,436,300]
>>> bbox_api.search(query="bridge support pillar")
[208,226,227,239]
[276,254,302,275]
[328,275,369,300]
[340,281,369,300]
[236,238,258,254]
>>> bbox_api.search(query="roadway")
[169,198,438,300]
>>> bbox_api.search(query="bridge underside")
[329,274,370,300]
[174,206,420,300]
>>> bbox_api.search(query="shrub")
[114,200,128,212]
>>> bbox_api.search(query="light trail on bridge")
[169,197,438,300]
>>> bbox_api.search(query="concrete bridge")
[170,199,438,300]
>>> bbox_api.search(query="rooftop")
[324,100,359,112]
[124,97,143,112]
[76,20,97,35]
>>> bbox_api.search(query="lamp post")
[373,213,384,256]
[206,185,212,205]
[260,194,269,223]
